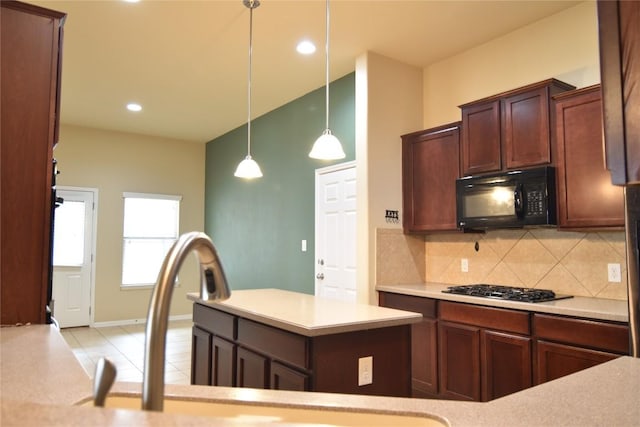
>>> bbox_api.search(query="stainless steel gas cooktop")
[442,284,573,303]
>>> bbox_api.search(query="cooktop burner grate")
[442,284,573,303]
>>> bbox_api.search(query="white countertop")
[188,288,422,336]
[1,324,639,426]
[376,282,629,322]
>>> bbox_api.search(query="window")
[122,193,181,286]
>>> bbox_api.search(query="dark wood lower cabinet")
[438,321,480,401]
[535,340,619,384]
[236,347,269,389]
[191,326,212,386]
[378,291,628,402]
[191,302,411,397]
[271,361,309,391]
[482,330,532,401]
[411,319,439,398]
[212,336,235,387]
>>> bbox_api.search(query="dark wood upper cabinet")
[597,0,640,185]
[1,1,66,325]
[460,79,575,176]
[460,101,501,175]
[401,123,460,233]
[553,85,625,229]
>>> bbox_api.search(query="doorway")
[52,187,97,327]
[314,161,357,302]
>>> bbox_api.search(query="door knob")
[316,273,324,280]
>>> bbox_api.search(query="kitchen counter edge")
[376,283,629,322]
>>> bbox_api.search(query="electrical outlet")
[607,263,622,283]
[358,356,373,386]
[461,258,469,273]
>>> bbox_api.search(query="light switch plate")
[358,356,373,386]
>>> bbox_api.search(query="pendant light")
[309,0,345,160]
[235,0,263,179]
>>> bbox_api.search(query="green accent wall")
[205,73,355,294]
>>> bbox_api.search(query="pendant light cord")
[247,1,255,155]
[324,0,330,130]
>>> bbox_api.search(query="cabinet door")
[481,330,532,401]
[535,340,619,385]
[598,0,640,185]
[271,361,309,391]
[502,87,551,169]
[412,318,439,398]
[554,86,624,228]
[212,336,236,387]
[438,321,480,401]
[402,123,460,232]
[191,326,212,386]
[461,101,501,175]
[236,347,269,389]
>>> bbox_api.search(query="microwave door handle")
[514,185,524,217]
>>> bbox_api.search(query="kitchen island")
[187,288,422,397]
[1,324,639,426]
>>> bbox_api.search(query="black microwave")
[456,166,557,229]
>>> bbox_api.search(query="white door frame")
[314,160,357,299]
[55,186,98,326]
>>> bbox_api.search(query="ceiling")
[33,0,581,143]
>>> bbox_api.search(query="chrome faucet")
[142,232,231,411]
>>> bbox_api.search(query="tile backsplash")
[376,228,628,301]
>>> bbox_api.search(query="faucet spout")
[142,232,230,411]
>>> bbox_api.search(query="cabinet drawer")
[533,314,629,354]
[379,292,436,319]
[439,301,530,335]
[193,303,236,340]
[237,318,309,369]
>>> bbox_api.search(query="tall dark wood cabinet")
[597,0,640,185]
[1,1,66,325]
[401,123,460,233]
[553,85,625,228]
[459,79,575,176]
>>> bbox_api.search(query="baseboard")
[92,313,192,328]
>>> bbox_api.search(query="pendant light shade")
[235,0,263,179]
[309,0,345,160]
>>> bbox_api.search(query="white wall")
[422,1,600,128]
[355,52,423,304]
[54,124,205,323]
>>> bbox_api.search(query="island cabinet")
[552,85,625,228]
[1,1,66,325]
[401,123,461,233]
[459,79,575,176]
[597,0,640,185]
[191,302,412,397]
[532,313,630,385]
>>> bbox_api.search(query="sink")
[82,395,448,426]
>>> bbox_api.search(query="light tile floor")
[60,319,192,385]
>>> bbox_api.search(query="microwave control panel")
[526,188,546,216]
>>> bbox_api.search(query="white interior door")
[52,188,96,328]
[315,161,357,302]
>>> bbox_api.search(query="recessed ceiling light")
[296,40,316,55]
[126,103,142,112]
[123,0,140,3]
